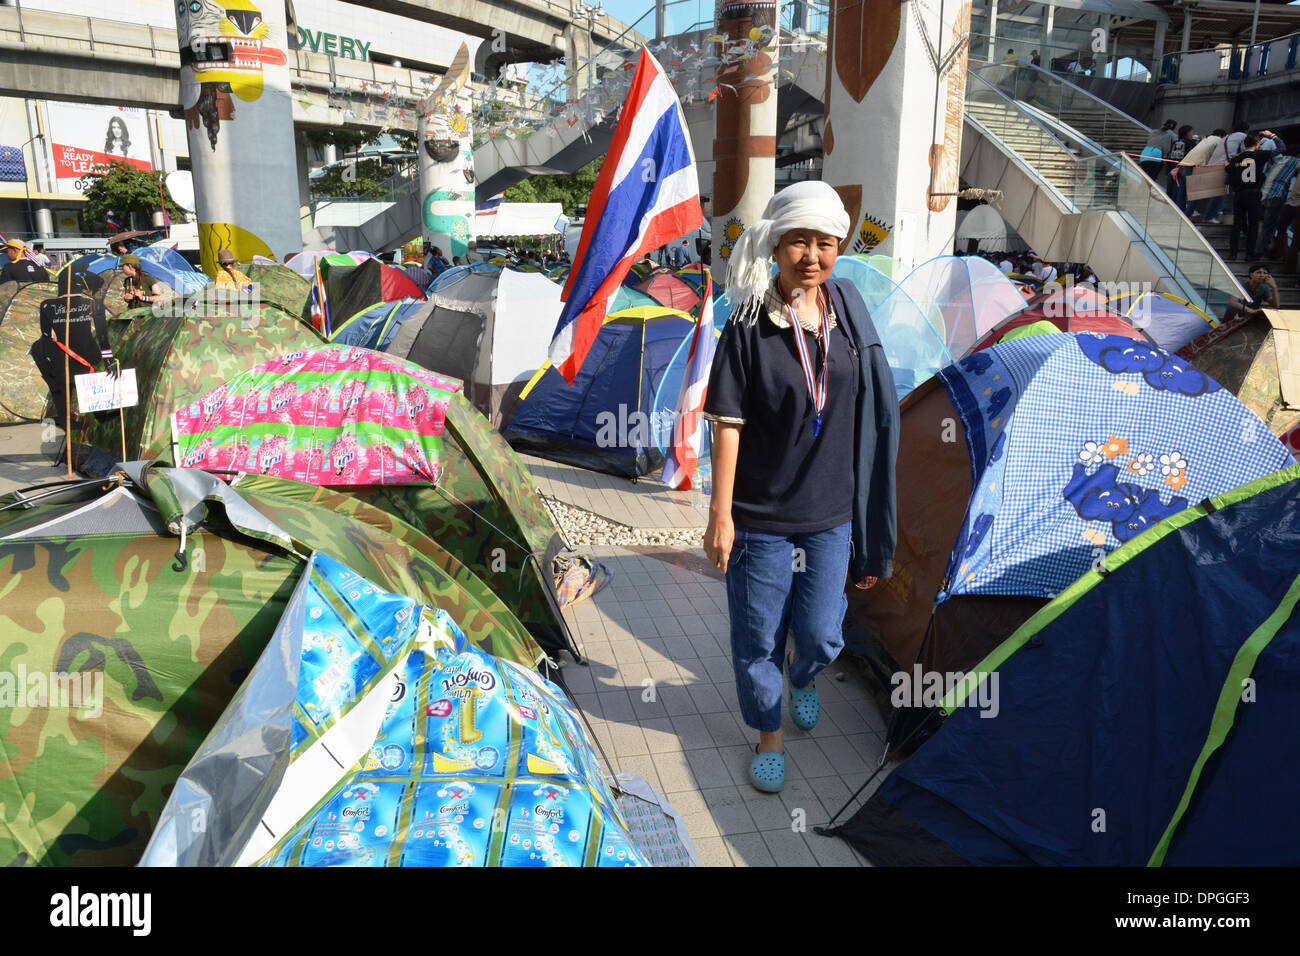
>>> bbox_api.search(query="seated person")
[1,239,49,283]
[30,270,111,423]
[120,254,170,309]
[214,248,253,291]
[1222,263,1280,324]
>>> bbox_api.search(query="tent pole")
[63,290,72,479]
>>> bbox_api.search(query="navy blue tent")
[502,307,696,478]
[329,299,428,350]
[834,464,1300,866]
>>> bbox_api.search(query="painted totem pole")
[712,0,780,282]
[419,44,476,262]
[821,0,973,269]
[175,0,301,275]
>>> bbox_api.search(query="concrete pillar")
[987,0,998,62]
[322,144,338,165]
[419,43,475,261]
[711,0,780,283]
[175,0,301,274]
[1153,20,1167,77]
[34,205,53,239]
[822,0,973,271]
[1182,10,1192,51]
[565,23,595,101]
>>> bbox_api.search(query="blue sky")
[600,0,720,38]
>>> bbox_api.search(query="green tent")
[0,463,541,867]
[81,302,325,461]
[244,263,311,320]
[0,280,54,423]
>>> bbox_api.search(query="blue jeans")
[724,521,851,733]
[1191,193,1225,219]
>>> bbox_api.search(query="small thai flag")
[106,212,124,231]
[662,273,717,490]
[549,48,703,384]
[309,260,331,337]
[475,192,503,217]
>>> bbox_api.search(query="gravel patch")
[544,494,704,549]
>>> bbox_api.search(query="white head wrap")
[723,180,851,306]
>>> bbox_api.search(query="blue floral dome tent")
[834,464,1300,866]
[845,332,1293,757]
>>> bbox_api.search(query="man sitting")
[1222,263,1280,325]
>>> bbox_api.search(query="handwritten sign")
[75,369,138,414]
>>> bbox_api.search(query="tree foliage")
[80,162,187,230]
[503,157,601,217]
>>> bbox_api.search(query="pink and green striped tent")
[173,345,462,485]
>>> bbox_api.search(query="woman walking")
[702,181,899,793]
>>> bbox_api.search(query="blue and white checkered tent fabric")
[938,332,1294,601]
[140,243,209,295]
[0,146,26,182]
[892,255,1028,359]
[847,262,952,402]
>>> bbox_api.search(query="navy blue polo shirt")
[704,289,858,533]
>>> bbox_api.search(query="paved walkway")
[522,453,708,529]
[554,547,890,866]
[0,423,62,496]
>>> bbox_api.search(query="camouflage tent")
[0,463,542,866]
[81,302,325,461]
[1180,308,1300,440]
[0,280,55,422]
[245,263,311,320]
[93,270,183,323]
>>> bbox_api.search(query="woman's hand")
[704,510,735,574]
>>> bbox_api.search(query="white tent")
[385,267,561,424]
[474,202,568,237]
[955,205,1029,253]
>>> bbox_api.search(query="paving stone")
[685,747,734,789]
[597,689,636,722]
[638,716,682,754]
[668,714,715,751]
[725,832,777,867]
[690,835,732,867]
[700,786,758,836]
[764,829,819,867]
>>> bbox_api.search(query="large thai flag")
[550,48,703,383]
[662,274,717,490]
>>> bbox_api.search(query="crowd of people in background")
[1140,119,1300,279]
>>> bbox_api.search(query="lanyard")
[785,288,830,437]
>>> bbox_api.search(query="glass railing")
[308,159,418,209]
[1083,151,1244,315]
[1161,31,1300,85]
[967,34,1155,82]
[969,60,1150,152]
[965,75,1244,313]
[965,72,1086,200]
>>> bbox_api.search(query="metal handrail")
[966,71,1081,161]
[969,58,1152,134]
[1162,27,1300,64]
